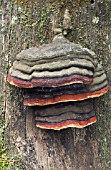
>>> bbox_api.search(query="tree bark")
[0,0,111,170]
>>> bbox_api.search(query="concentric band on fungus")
[36,117,97,130]
[23,63,109,106]
[35,100,96,130]
[23,85,108,106]
[7,73,93,88]
[13,59,95,73]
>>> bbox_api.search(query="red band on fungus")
[36,116,97,130]
[7,73,33,88]
[7,72,93,88]
[23,85,109,106]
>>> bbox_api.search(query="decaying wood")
[0,0,111,170]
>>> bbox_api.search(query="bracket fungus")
[7,34,109,130]
[8,35,96,88]
[35,100,96,130]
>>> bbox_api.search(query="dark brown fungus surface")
[35,100,96,130]
[7,34,97,88]
[23,63,109,106]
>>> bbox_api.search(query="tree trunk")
[1,0,111,169]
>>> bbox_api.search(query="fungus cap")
[7,35,97,88]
